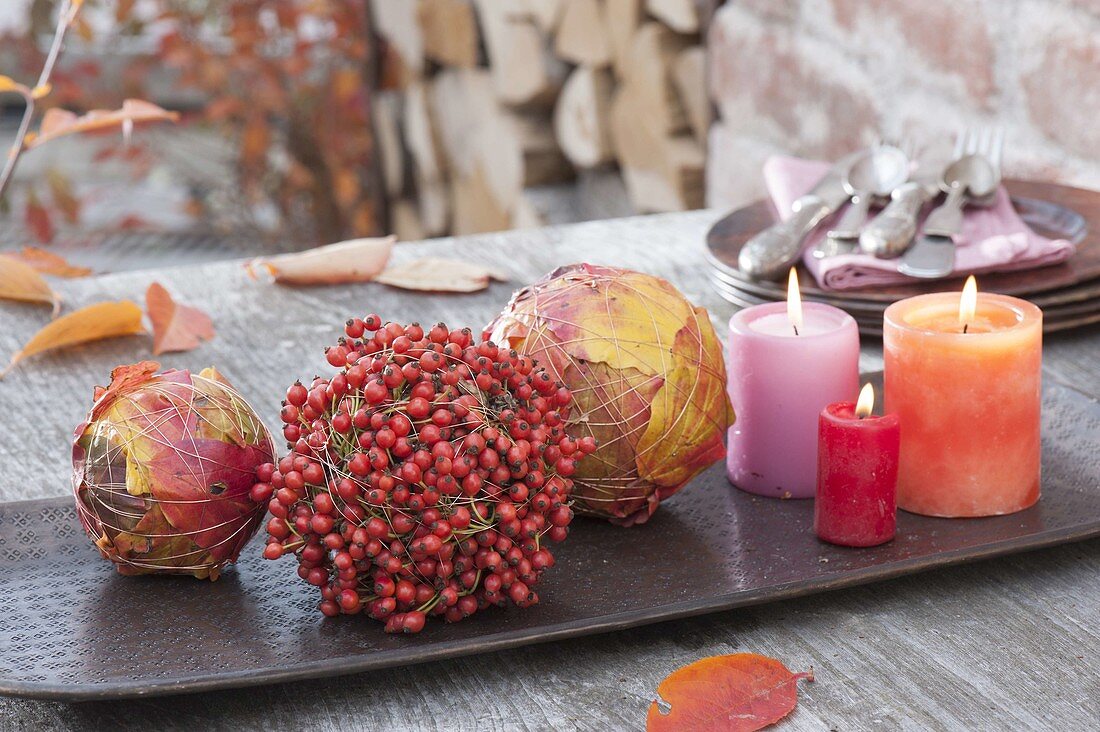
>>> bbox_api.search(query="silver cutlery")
[739,153,858,280]
[859,151,944,258]
[899,126,1005,279]
[822,142,909,252]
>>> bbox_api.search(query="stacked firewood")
[370,0,708,239]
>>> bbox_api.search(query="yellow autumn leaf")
[535,269,696,376]
[1,300,145,378]
[635,309,736,489]
[0,253,61,314]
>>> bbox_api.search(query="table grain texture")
[1,211,1098,731]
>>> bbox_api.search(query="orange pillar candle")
[883,277,1042,517]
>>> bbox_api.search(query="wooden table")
[1,211,1097,729]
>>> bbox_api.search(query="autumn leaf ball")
[72,362,275,579]
[487,264,735,525]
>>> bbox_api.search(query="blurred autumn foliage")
[1,0,381,245]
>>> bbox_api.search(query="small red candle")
[815,384,900,547]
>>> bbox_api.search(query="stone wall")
[706,0,1100,210]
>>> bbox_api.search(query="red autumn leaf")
[27,99,178,149]
[116,214,150,230]
[145,438,271,561]
[25,191,54,243]
[146,281,215,355]
[8,247,92,278]
[90,361,161,418]
[646,654,814,732]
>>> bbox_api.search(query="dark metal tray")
[2,375,1098,701]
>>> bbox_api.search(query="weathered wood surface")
[0,211,1098,729]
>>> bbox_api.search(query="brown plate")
[2,374,1099,701]
[706,180,1098,302]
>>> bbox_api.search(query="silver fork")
[898,125,1005,279]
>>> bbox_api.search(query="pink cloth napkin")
[763,155,1077,290]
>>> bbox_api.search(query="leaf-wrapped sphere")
[73,362,275,579]
[487,264,735,525]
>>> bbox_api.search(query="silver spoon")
[898,151,999,278]
[814,144,909,258]
[922,154,999,237]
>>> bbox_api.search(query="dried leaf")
[0,75,31,97]
[47,169,81,224]
[115,0,136,22]
[28,99,179,149]
[376,257,508,293]
[25,191,54,243]
[116,214,150,230]
[8,247,92,278]
[245,236,394,285]
[1,301,145,378]
[647,654,814,732]
[146,281,215,355]
[0,253,61,313]
[90,361,161,416]
[72,15,94,42]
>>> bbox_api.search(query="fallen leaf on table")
[1,300,145,378]
[146,282,215,355]
[245,236,395,285]
[26,99,179,149]
[9,247,92,278]
[375,257,508,293]
[646,653,814,732]
[47,169,81,224]
[25,191,54,244]
[0,254,61,314]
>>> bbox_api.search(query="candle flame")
[787,267,803,336]
[959,275,978,329]
[855,383,875,419]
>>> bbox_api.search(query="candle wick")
[793,324,799,336]
[963,323,969,334]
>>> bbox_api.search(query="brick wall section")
[706,0,1100,210]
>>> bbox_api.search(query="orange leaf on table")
[1,300,145,378]
[146,282,214,355]
[27,100,179,150]
[8,247,92,278]
[25,191,54,244]
[245,236,394,286]
[0,75,32,97]
[47,169,81,224]
[0,254,62,314]
[646,654,814,732]
[375,257,508,293]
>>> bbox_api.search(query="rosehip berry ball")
[261,319,596,633]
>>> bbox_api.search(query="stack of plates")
[705,179,1100,336]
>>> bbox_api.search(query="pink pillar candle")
[726,302,860,498]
